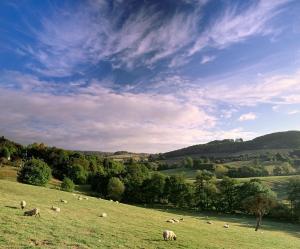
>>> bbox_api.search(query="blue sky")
[1,0,300,152]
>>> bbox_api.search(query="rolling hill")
[0,180,299,249]
[163,131,300,159]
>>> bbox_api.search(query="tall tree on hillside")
[241,181,276,231]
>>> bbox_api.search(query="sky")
[0,0,300,153]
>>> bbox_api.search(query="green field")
[0,180,300,249]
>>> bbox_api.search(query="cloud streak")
[12,0,291,76]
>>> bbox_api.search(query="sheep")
[166,219,175,223]
[115,201,119,204]
[83,197,89,200]
[60,199,68,204]
[100,212,107,218]
[224,224,229,228]
[207,221,213,224]
[172,219,180,223]
[163,230,177,241]
[78,196,83,201]
[179,218,184,222]
[51,206,61,212]
[24,208,40,217]
[20,200,26,210]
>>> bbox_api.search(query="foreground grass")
[0,180,299,249]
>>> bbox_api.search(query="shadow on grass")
[144,205,300,239]
[4,205,18,209]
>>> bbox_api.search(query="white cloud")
[0,72,219,153]
[238,113,257,121]
[189,0,290,55]
[201,55,216,64]
[12,0,291,76]
[288,110,300,115]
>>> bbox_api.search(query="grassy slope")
[0,180,300,249]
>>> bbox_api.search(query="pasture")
[0,180,299,249]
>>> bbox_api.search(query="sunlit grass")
[0,180,299,249]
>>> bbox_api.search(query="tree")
[287,177,300,221]
[194,170,217,210]
[107,177,125,201]
[241,181,276,231]
[218,177,237,213]
[164,175,194,207]
[17,158,52,186]
[142,172,165,203]
[61,177,75,192]
[184,157,193,168]
[68,164,88,184]
[1,147,10,159]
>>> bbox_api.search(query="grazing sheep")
[163,230,177,241]
[20,200,26,210]
[24,208,40,217]
[60,199,68,203]
[83,197,89,200]
[100,212,107,218]
[115,201,119,204]
[78,196,83,201]
[224,224,229,228]
[51,206,61,212]
[166,219,175,223]
[207,221,213,224]
[172,219,179,223]
[179,218,184,221]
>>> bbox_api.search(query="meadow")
[0,179,300,249]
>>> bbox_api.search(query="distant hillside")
[164,131,300,159]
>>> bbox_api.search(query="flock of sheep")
[19,195,231,243]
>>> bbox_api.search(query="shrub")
[17,158,51,186]
[107,177,125,201]
[61,177,75,192]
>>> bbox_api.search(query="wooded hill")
[163,131,300,159]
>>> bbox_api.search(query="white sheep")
[51,206,61,212]
[24,208,40,217]
[78,196,83,201]
[172,219,179,223]
[163,230,177,241]
[60,199,68,203]
[83,197,89,200]
[224,224,229,228]
[20,200,26,210]
[166,219,175,223]
[100,212,107,218]
[207,221,213,224]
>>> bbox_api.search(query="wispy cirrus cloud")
[11,0,291,77]
[189,0,290,55]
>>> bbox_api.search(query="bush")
[61,177,75,192]
[107,177,125,201]
[17,158,51,186]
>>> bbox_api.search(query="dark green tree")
[142,172,165,203]
[107,177,125,201]
[17,158,52,186]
